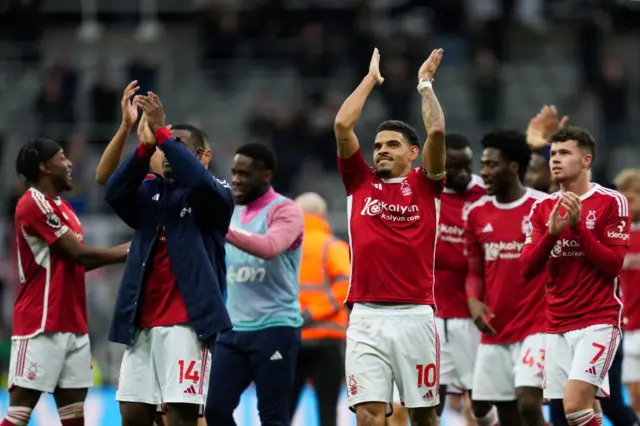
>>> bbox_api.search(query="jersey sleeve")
[464,208,484,299]
[337,149,373,195]
[410,167,445,195]
[19,194,69,246]
[464,210,482,263]
[602,194,631,247]
[524,200,545,248]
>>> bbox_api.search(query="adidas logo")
[482,223,493,233]
[183,385,197,394]
[372,183,382,190]
[423,389,434,399]
[536,371,544,379]
[270,351,283,361]
[585,366,597,375]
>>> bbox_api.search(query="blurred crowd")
[0,0,639,385]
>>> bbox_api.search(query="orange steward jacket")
[299,214,350,341]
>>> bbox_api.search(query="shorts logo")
[46,213,61,228]
[348,375,358,396]
[27,362,38,381]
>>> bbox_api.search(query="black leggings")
[550,340,638,425]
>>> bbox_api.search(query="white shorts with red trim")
[622,330,640,383]
[345,303,440,410]
[435,317,480,391]
[8,332,93,393]
[116,325,209,406]
[543,325,620,399]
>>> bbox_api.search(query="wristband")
[416,79,433,93]
[154,127,172,145]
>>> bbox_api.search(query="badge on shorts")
[46,213,61,228]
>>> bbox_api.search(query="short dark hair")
[16,138,62,183]
[236,143,277,172]
[376,120,420,147]
[480,130,531,182]
[446,133,471,150]
[548,126,596,162]
[171,124,206,150]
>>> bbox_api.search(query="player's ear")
[583,153,593,170]
[263,169,273,184]
[38,161,50,176]
[409,145,419,161]
[509,161,519,176]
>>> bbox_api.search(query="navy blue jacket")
[104,138,233,345]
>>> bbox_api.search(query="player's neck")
[560,175,592,196]
[495,182,526,204]
[33,181,59,199]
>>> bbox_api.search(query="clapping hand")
[368,48,384,85]
[418,48,443,83]
[526,105,569,150]
[121,80,140,128]
[548,192,581,235]
[137,92,166,133]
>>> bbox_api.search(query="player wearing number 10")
[205,143,304,426]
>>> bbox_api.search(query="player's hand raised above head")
[137,92,166,132]
[138,113,156,148]
[418,48,443,82]
[121,80,140,128]
[368,48,384,85]
[526,105,569,150]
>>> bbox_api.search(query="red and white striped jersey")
[13,187,87,338]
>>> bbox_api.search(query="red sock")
[584,418,601,426]
[1,406,32,426]
[61,419,84,426]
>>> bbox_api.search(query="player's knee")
[517,393,543,420]
[58,402,84,420]
[204,404,234,424]
[470,400,493,418]
[407,406,438,426]
[354,402,387,426]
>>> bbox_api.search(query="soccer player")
[4,138,129,426]
[433,133,485,413]
[521,127,631,426]
[464,130,547,426]
[525,147,556,193]
[335,46,445,426]
[205,143,304,426]
[616,169,640,418]
[104,93,233,426]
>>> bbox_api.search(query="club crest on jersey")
[585,210,597,230]
[522,215,532,236]
[400,180,412,197]
[46,213,61,229]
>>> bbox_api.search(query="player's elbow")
[333,119,354,135]
[95,169,109,186]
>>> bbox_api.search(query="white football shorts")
[117,325,209,406]
[345,303,440,409]
[472,333,545,401]
[544,324,620,399]
[435,317,480,391]
[8,332,93,393]
[623,330,640,383]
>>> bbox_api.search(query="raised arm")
[417,49,446,178]
[334,48,384,159]
[95,81,139,185]
[226,201,304,260]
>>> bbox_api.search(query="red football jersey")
[621,223,640,331]
[14,188,87,338]
[524,184,629,333]
[435,175,485,318]
[138,226,190,328]
[338,149,444,306]
[465,189,547,344]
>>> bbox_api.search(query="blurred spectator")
[127,50,157,95]
[89,69,119,146]
[247,93,278,144]
[307,92,341,172]
[199,0,240,83]
[50,52,79,106]
[472,48,502,127]
[4,0,43,63]
[270,106,310,195]
[65,135,90,214]
[295,23,333,80]
[35,71,76,142]
[380,56,414,123]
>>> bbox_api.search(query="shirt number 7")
[590,342,606,365]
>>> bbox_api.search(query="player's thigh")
[623,331,640,385]
[391,307,439,408]
[471,343,516,402]
[116,328,162,405]
[8,333,68,394]
[515,333,545,390]
[567,324,621,398]
[345,314,394,408]
[448,318,481,390]
[435,318,456,388]
[152,325,209,406]
[58,333,93,391]
[543,333,572,400]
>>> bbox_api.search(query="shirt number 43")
[178,359,200,384]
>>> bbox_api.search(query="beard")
[375,168,392,179]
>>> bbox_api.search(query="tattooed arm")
[334,48,384,159]
[418,49,446,179]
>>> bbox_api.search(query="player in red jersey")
[614,169,640,417]
[335,47,445,426]
[433,133,485,410]
[521,127,630,426]
[464,130,547,426]
[3,138,129,426]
